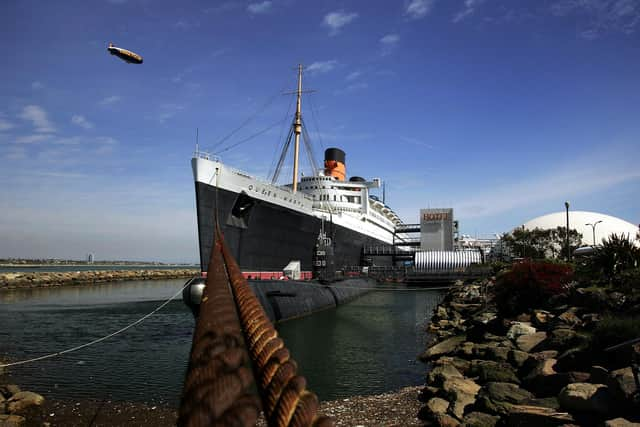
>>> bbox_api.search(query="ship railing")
[193,150,220,162]
[223,165,314,202]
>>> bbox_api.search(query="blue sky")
[1,0,639,262]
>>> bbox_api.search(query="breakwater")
[417,280,639,426]
[0,269,199,290]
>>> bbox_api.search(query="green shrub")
[611,268,640,292]
[589,315,640,369]
[493,260,573,316]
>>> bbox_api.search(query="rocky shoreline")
[0,269,199,290]
[0,383,424,426]
[417,280,639,426]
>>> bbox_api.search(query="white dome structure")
[520,211,638,246]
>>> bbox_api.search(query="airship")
[107,42,143,64]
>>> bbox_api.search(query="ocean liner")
[192,65,404,277]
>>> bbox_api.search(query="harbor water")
[0,279,443,404]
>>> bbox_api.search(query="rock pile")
[0,269,198,290]
[0,384,45,427]
[417,281,639,427]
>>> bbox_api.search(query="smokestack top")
[324,148,345,164]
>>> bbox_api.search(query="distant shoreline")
[0,263,197,268]
[0,269,200,291]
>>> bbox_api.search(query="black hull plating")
[195,182,391,272]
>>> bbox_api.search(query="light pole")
[585,220,603,246]
[564,201,570,261]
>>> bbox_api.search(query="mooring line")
[0,282,190,369]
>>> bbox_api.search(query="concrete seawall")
[248,278,373,323]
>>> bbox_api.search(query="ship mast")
[292,64,303,193]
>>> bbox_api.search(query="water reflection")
[0,280,186,309]
[1,281,443,404]
[277,289,444,400]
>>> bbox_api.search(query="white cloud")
[15,134,50,144]
[454,150,640,220]
[4,146,27,160]
[247,1,272,14]
[346,82,368,92]
[406,0,435,20]
[307,60,338,74]
[19,105,55,133]
[453,0,485,23]
[550,0,640,38]
[0,116,14,131]
[157,103,186,123]
[204,1,241,14]
[322,10,358,35]
[99,95,122,106]
[31,81,44,90]
[71,114,94,130]
[346,71,362,81]
[380,34,400,56]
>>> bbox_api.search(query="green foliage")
[501,227,582,260]
[612,268,640,292]
[493,260,573,316]
[589,315,640,369]
[591,234,640,278]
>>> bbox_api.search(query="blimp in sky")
[107,42,143,64]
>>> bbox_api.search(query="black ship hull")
[195,182,391,272]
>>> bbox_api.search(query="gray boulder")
[523,358,572,397]
[516,332,547,352]
[608,367,638,402]
[507,404,575,426]
[475,382,534,416]
[532,310,554,329]
[427,397,450,416]
[470,360,521,385]
[434,356,472,374]
[507,349,531,369]
[420,335,467,361]
[507,322,537,340]
[461,411,499,427]
[428,364,464,387]
[442,377,481,420]
[558,382,614,415]
[5,391,44,414]
[0,414,26,427]
[484,346,510,363]
[604,418,640,427]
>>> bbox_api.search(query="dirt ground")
[18,386,424,427]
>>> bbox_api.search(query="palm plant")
[591,233,640,279]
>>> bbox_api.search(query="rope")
[215,118,288,155]
[0,282,190,369]
[210,91,283,152]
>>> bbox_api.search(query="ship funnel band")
[324,148,345,164]
[324,148,346,181]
